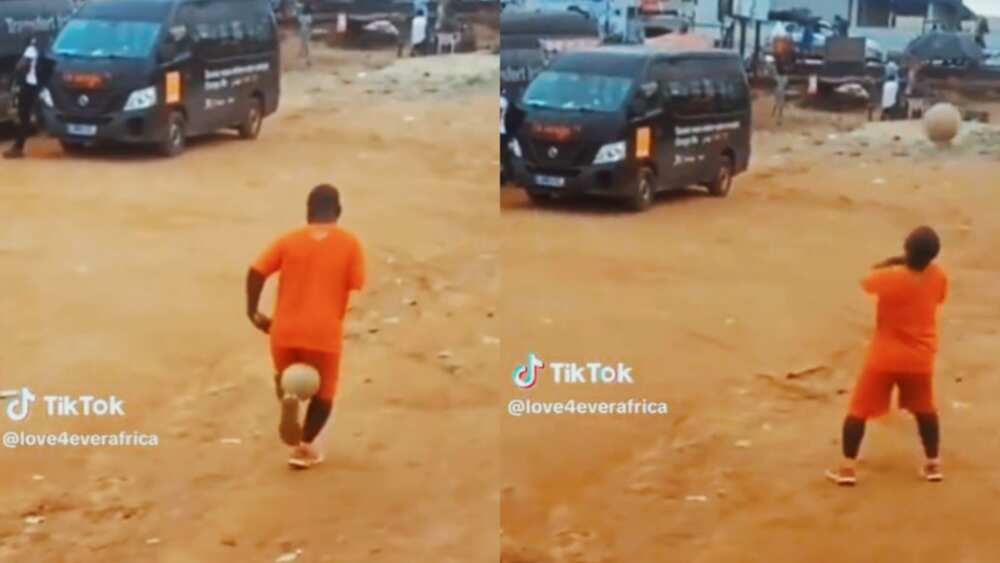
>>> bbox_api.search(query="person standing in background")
[772,71,788,126]
[975,16,989,49]
[410,9,428,57]
[801,23,816,55]
[4,37,46,159]
[297,1,313,68]
[834,15,849,38]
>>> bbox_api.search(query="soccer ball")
[281,363,320,400]
[923,103,961,145]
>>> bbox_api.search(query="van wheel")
[159,111,186,157]
[628,166,656,212]
[239,98,264,140]
[707,155,734,197]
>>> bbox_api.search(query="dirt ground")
[0,43,499,562]
[501,95,1000,562]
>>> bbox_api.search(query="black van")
[0,0,74,123]
[40,0,280,156]
[508,46,752,211]
[500,11,600,184]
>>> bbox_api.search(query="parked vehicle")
[508,46,752,211]
[40,0,281,156]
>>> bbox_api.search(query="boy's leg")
[301,350,340,443]
[828,368,892,485]
[916,413,939,458]
[303,396,332,443]
[271,345,304,446]
[288,349,341,468]
[826,415,865,485]
[899,374,942,481]
[842,415,866,459]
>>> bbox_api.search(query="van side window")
[248,6,276,49]
[702,78,718,113]
[668,81,689,112]
[231,20,246,42]
[648,61,671,104]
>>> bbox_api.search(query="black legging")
[302,397,332,444]
[842,413,939,459]
[13,84,40,150]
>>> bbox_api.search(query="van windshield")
[53,19,162,59]
[522,71,634,113]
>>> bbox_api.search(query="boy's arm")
[247,238,284,333]
[246,269,271,333]
[348,239,366,292]
[861,268,892,296]
[873,255,905,269]
[339,240,366,320]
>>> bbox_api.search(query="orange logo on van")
[636,127,651,158]
[166,71,182,104]
[530,123,581,142]
[62,72,110,90]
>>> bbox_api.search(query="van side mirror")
[640,81,659,99]
[158,26,189,63]
[629,82,660,115]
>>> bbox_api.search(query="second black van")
[40,0,280,156]
[508,46,752,211]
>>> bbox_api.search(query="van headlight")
[508,138,522,158]
[593,141,626,165]
[39,88,53,108]
[124,86,158,111]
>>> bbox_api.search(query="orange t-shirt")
[861,264,948,375]
[252,224,365,353]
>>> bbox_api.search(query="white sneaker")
[920,460,943,482]
[288,443,325,469]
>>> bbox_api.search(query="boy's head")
[307,184,341,223]
[904,226,940,271]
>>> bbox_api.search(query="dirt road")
[0,47,499,562]
[501,99,1000,562]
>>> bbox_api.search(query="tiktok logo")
[512,354,545,390]
[3,388,36,422]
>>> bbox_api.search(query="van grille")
[52,88,126,116]
[525,138,596,167]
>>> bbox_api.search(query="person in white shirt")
[410,10,428,56]
[881,78,900,121]
[297,2,313,68]
[5,38,43,159]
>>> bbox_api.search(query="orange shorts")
[270,344,341,402]
[848,369,936,419]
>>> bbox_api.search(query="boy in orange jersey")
[827,226,948,486]
[246,184,365,468]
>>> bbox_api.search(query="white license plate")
[67,124,97,137]
[535,175,565,188]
